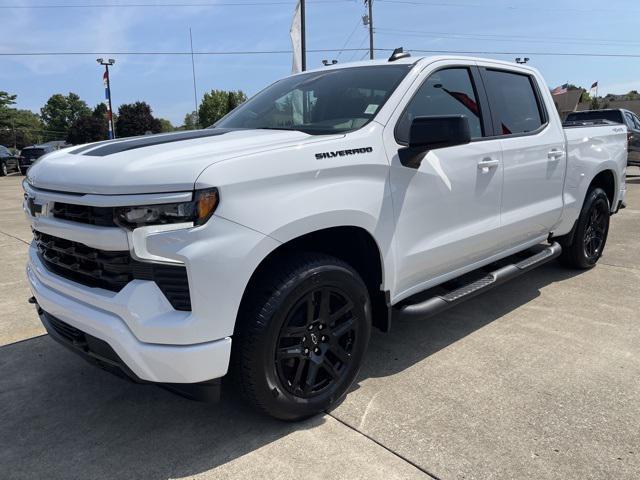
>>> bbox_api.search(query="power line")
[336,17,364,58]
[0,0,354,8]
[376,28,640,48]
[376,0,640,14]
[2,48,640,58]
[0,48,371,56]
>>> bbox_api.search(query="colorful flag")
[551,84,569,96]
[290,1,302,74]
[590,81,598,89]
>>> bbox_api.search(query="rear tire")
[232,253,371,421]
[558,187,610,269]
[0,162,7,177]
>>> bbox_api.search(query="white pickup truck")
[24,52,627,420]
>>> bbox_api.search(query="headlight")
[115,188,219,229]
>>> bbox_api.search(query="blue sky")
[1,0,639,126]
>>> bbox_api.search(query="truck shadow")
[0,262,582,479]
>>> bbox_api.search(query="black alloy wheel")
[232,253,371,421]
[275,286,359,398]
[558,187,610,269]
[583,199,608,261]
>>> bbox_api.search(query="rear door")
[384,62,504,299]
[478,65,566,245]
[624,112,640,164]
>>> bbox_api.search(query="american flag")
[551,84,569,96]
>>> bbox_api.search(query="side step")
[394,242,562,321]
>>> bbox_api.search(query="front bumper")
[28,247,232,384]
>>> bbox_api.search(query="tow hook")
[28,296,43,314]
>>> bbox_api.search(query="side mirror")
[399,115,471,168]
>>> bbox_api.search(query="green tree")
[0,109,45,149]
[115,101,161,137]
[40,92,91,136]
[226,90,247,113]
[66,104,109,145]
[0,91,17,119]
[198,90,229,127]
[183,111,199,130]
[198,89,247,127]
[157,118,175,133]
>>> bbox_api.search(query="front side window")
[215,65,411,135]
[483,69,544,135]
[396,67,484,144]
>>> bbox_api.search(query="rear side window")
[483,70,545,136]
[396,67,484,144]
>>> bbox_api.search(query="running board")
[394,242,562,321]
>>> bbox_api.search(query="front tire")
[232,253,371,421]
[558,187,610,269]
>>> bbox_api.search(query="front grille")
[52,202,116,227]
[34,231,191,311]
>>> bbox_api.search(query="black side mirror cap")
[399,115,472,168]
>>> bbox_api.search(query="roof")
[301,54,539,76]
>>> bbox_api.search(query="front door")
[384,64,504,300]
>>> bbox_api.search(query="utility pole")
[97,58,116,139]
[189,28,199,127]
[301,0,307,71]
[366,0,374,60]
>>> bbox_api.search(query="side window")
[396,67,484,144]
[624,112,634,128]
[633,115,640,130]
[483,69,544,136]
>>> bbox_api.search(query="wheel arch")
[587,168,616,209]
[236,225,392,334]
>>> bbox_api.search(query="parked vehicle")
[23,54,627,420]
[0,145,20,176]
[565,109,640,167]
[18,145,54,174]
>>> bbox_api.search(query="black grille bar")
[34,231,191,311]
[52,202,116,227]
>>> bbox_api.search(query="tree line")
[0,88,247,150]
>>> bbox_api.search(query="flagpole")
[367,0,374,60]
[300,0,306,71]
[97,58,116,140]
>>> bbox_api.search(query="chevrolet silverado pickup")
[24,52,627,420]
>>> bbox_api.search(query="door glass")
[483,70,544,135]
[396,68,484,144]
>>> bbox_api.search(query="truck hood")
[26,128,330,195]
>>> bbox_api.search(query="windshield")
[566,110,623,124]
[214,65,411,135]
[22,148,46,159]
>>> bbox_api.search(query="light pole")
[97,58,116,139]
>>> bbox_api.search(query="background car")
[565,109,640,166]
[18,145,54,174]
[0,145,20,176]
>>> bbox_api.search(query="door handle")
[477,158,500,170]
[548,149,564,161]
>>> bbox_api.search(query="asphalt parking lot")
[1,171,639,480]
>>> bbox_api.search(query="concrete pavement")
[1,170,639,479]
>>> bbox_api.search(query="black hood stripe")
[76,129,235,157]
